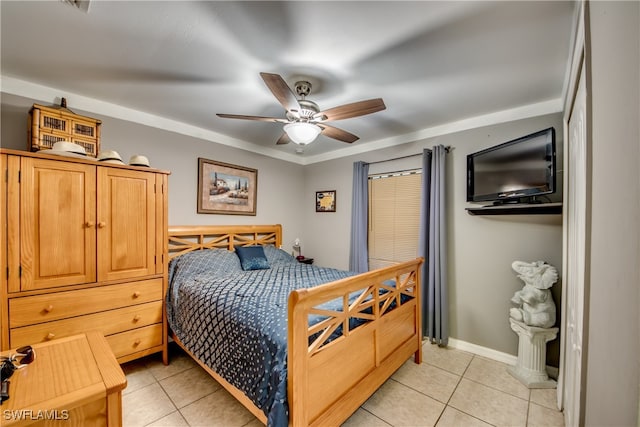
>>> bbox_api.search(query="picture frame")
[197,158,257,215]
[316,190,336,212]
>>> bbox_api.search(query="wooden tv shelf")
[466,202,563,216]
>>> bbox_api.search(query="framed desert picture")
[197,158,257,215]
[316,190,336,212]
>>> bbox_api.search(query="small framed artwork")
[197,158,257,215]
[316,190,336,212]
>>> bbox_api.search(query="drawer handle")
[133,339,141,347]
[85,221,95,228]
[133,291,141,298]
[46,333,56,340]
[43,304,54,313]
[133,315,141,322]
[97,221,106,228]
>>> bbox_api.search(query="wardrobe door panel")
[97,168,156,282]
[20,158,96,290]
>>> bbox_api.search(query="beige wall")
[0,93,307,248]
[583,1,640,425]
[1,92,564,364]
[304,113,564,363]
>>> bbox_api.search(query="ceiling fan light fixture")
[218,73,385,147]
[284,122,321,145]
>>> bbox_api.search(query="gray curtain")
[349,161,369,273]
[418,145,448,345]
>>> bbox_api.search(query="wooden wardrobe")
[0,149,169,364]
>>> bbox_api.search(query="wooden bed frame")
[167,224,423,426]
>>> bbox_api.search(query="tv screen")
[467,127,556,203]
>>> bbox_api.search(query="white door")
[563,62,588,427]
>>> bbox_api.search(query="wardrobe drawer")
[9,278,162,327]
[106,324,163,359]
[9,301,163,348]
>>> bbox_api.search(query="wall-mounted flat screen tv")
[467,127,556,204]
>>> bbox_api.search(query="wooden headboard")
[167,224,282,260]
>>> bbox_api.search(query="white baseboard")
[446,337,559,379]
[447,337,518,365]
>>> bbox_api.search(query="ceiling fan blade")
[216,113,288,123]
[276,133,290,145]
[318,124,359,143]
[315,98,386,122]
[260,72,301,114]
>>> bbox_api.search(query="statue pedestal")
[508,318,558,388]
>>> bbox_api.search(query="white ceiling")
[0,1,576,164]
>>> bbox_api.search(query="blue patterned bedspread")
[166,246,356,426]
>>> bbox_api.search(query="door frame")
[558,1,590,424]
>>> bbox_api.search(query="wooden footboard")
[167,225,423,426]
[288,258,423,426]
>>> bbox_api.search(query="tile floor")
[121,342,565,427]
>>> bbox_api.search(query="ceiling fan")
[216,72,386,146]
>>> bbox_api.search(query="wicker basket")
[28,98,101,157]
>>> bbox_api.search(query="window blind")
[368,170,422,271]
